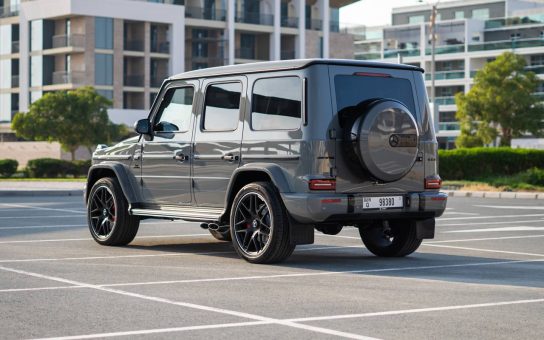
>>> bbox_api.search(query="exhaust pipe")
[200,223,209,230]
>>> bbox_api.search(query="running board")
[130,207,223,222]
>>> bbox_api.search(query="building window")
[251,77,302,131]
[95,17,113,49]
[454,11,464,19]
[154,87,194,133]
[96,89,113,102]
[95,54,113,85]
[203,82,241,131]
[472,8,490,20]
[408,15,425,24]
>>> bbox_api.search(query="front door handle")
[222,154,239,162]
[174,153,188,162]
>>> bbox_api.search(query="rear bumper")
[281,191,447,224]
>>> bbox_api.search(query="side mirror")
[134,119,151,135]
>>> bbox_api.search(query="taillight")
[353,72,391,78]
[309,179,336,191]
[425,176,442,189]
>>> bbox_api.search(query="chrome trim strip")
[131,207,223,220]
[242,155,300,160]
[94,155,132,160]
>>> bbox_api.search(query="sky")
[340,0,457,27]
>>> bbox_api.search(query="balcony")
[425,71,465,81]
[150,41,170,54]
[383,48,420,58]
[11,75,19,88]
[52,71,85,85]
[425,44,465,55]
[0,4,19,18]
[307,19,322,31]
[236,12,273,25]
[438,122,460,131]
[525,65,544,74]
[355,52,381,60]
[485,14,544,30]
[124,40,144,52]
[185,6,226,21]
[235,47,255,60]
[434,96,456,106]
[124,74,144,87]
[52,34,85,49]
[281,17,298,28]
[11,41,19,54]
[280,50,295,60]
[468,38,544,52]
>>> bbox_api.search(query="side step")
[131,206,223,222]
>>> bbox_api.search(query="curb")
[443,190,544,200]
[0,190,83,197]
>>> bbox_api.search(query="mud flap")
[415,218,435,239]
[289,217,315,245]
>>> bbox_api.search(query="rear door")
[140,80,198,206]
[192,77,245,207]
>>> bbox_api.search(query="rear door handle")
[174,153,188,162]
[222,154,239,162]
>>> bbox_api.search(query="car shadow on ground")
[126,238,544,289]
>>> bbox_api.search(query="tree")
[455,52,544,147]
[12,87,123,160]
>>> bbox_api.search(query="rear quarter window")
[334,75,416,117]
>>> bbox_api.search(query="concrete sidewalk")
[0,181,84,197]
[1,181,543,199]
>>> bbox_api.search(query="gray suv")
[85,59,447,263]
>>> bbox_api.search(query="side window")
[251,77,302,131]
[154,87,194,133]
[203,82,241,131]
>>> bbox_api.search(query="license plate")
[361,196,403,209]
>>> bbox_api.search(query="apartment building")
[0,0,356,131]
[351,0,544,149]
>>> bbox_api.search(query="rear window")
[334,75,416,116]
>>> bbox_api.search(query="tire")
[87,177,140,246]
[358,220,422,257]
[209,229,232,242]
[230,182,295,264]
[316,224,343,235]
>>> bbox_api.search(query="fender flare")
[86,162,141,205]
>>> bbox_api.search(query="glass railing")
[0,4,19,18]
[236,12,273,25]
[124,40,144,51]
[124,74,144,87]
[425,71,465,80]
[11,41,19,53]
[468,38,544,52]
[11,75,19,88]
[434,96,456,105]
[438,122,460,131]
[425,44,465,55]
[525,65,544,74]
[185,6,226,21]
[52,71,85,85]
[281,17,298,28]
[485,14,544,29]
[307,19,322,30]
[150,41,169,53]
[354,52,381,60]
[52,34,86,49]
[383,48,420,58]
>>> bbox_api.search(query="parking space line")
[441,212,480,216]
[0,265,376,340]
[445,226,544,233]
[422,244,544,257]
[427,234,544,244]
[0,225,86,231]
[439,219,544,227]
[474,205,544,210]
[0,233,212,244]
[0,285,81,293]
[439,214,544,221]
[287,298,544,323]
[0,203,84,214]
[0,215,85,220]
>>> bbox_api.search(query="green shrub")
[519,167,544,186]
[0,159,19,177]
[26,158,74,178]
[72,160,91,177]
[439,148,544,180]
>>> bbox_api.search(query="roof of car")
[168,59,424,81]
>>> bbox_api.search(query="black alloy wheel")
[89,185,117,240]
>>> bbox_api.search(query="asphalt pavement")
[0,195,543,339]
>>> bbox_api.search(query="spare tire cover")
[349,99,419,182]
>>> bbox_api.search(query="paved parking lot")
[0,195,543,339]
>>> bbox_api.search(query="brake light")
[353,72,391,78]
[309,179,336,191]
[425,177,442,189]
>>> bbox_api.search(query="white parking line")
[0,203,83,214]
[442,212,480,216]
[439,219,544,227]
[422,244,544,257]
[445,226,544,233]
[439,214,544,221]
[0,224,86,231]
[427,234,544,244]
[0,265,376,340]
[0,215,85,220]
[474,205,544,210]
[0,233,211,244]
[287,298,544,323]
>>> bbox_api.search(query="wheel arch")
[86,163,140,205]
